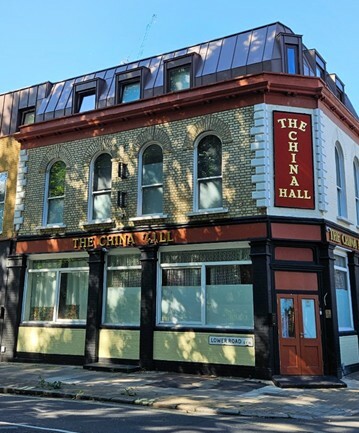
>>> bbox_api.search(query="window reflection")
[281,298,295,338]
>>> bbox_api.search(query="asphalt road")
[0,394,359,433]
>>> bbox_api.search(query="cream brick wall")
[19,107,261,235]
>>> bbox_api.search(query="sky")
[1,0,358,111]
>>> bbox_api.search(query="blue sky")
[1,0,358,111]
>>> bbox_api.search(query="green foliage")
[38,376,63,390]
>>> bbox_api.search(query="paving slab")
[0,362,358,419]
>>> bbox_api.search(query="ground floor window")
[334,252,354,332]
[103,252,141,326]
[158,246,253,328]
[22,257,89,323]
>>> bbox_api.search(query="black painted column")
[1,254,27,362]
[84,249,106,365]
[319,244,342,377]
[250,240,274,379]
[139,245,158,370]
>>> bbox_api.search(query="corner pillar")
[250,240,274,379]
[319,244,342,377]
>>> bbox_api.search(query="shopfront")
[3,219,356,379]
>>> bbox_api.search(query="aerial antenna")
[137,14,157,59]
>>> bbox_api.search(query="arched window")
[194,134,222,211]
[354,159,359,225]
[44,160,66,225]
[335,143,347,218]
[89,153,112,221]
[139,144,163,215]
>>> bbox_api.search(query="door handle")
[300,332,304,338]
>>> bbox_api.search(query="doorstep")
[272,375,347,389]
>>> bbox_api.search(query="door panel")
[277,294,323,375]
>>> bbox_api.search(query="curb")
[1,385,358,420]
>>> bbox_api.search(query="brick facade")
[19,107,262,236]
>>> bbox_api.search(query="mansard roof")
[0,22,357,136]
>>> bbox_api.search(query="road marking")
[0,423,79,433]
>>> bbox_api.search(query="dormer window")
[73,80,103,114]
[165,56,194,93]
[77,91,96,113]
[116,68,148,105]
[279,33,303,75]
[167,65,191,92]
[119,80,141,103]
[315,55,326,80]
[17,107,35,130]
[286,45,299,74]
[336,78,345,103]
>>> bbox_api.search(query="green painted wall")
[154,331,255,366]
[17,327,85,356]
[340,335,359,366]
[99,329,140,360]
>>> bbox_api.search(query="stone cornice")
[16,72,359,148]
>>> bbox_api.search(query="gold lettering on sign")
[73,231,174,250]
[328,228,359,251]
[277,117,311,201]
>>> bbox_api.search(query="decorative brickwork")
[18,107,258,235]
[14,149,28,232]
[184,114,233,149]
[250,104,271,209]
[313,108,328,213]
[38,143,74,174]
[135,126,172,154]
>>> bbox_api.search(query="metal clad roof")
[0,22,357,132]
[28,86,38,107]
[247,27,267,64]
[262,24,278,61]
[145,55,162,90]
[9,92,20,132]
[217,35,237,72]
[44,82,65,114]
[55,80,74,112]
[202,40,222,75]
[232,31,252,68]
[195,43,209,78]
[0,93,12,136]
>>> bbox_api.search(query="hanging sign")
[273,112,315,209]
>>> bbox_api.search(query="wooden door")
[277,294,323,375]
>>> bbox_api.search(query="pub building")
[0,22,358,380]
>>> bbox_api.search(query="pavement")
[0,362,358,420]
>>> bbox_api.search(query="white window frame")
[156,242,253,329]
[335,143,348,219]
[88,152,113,223]
[21,252,89,324]
[137,143,164,217]
[42,160,66,227]
[0,171,8,234]
[354,159,359,226]
[193,133,223,213]
[102,249,142,326]
[334,250,354,332]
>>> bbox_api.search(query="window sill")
[156,323,254,332]
[81,219,115,230]
[36,224,67,233]
[336,216,353,226]
[187,208,228,217]
[129,214,168,222]
[20,321,86,328]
